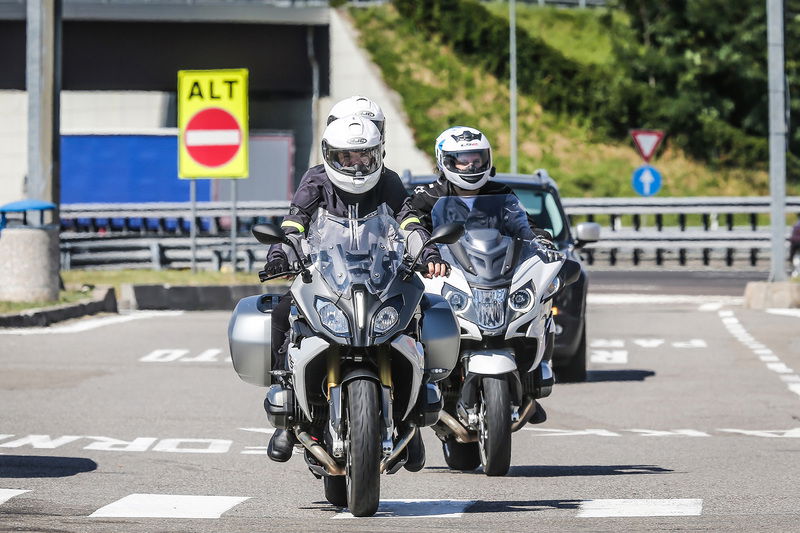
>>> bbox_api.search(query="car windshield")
[509,187,567,242]
[306,205,405,297]
[430,194,541,286]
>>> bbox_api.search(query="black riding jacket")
[268,164,436,262]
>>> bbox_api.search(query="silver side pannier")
[228,294,283,387]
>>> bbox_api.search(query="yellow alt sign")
[178,69,249,178]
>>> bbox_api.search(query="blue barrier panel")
[61,134,211,203]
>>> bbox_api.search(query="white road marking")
[780,375,800,383]
[0,489,30,506]
[0,311,184,335]
[589,294,742,306]
[672,339,707,349]
[718,429,800,438]
[577,498,702,518]
[151,439,232,454]
[84,437,157,452]
[590,350,628,364]
[140,349,189,363]
[333,499,476,519]
[766,362,794,374]
[0,435,81,449]
[89,493,248,519]
[699,302,723,311]
[766,308,800,318]
[633,338,665,348]
[590,339,625,348]
[180,349,223,363]
[627,429,710,437]
[241,446,270,455]
[521,429,621,437]
[238,428,275,434]
[718,311,799,400]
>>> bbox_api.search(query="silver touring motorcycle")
[228,206,463,517]
[423,194,579,476]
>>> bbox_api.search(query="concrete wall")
[314,9,433,175]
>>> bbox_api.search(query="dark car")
[405,171,600,382]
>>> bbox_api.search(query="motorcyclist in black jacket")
[411,126,552,243]
[263,101,449,464]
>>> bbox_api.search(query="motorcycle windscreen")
[430,194,540,286]
[306,205,406,297]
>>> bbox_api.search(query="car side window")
[512,188,566,241]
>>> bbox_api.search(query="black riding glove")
[264,256,290,277]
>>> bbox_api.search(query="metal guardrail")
[53,197,800,270]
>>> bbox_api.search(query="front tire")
[345,379,381,517]
[478,376,512,476]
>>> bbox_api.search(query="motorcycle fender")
[464,349,517,375]
[391,334,425,421]
[289,336,331,421]
[420,294,461,381]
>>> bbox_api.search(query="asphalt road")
[1,271,798,532]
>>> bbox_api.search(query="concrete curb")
[0,288,118,328]
[744,281,800,309]
[119,283,291,311]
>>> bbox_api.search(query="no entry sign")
[185,108,241,167]
[178,69,249,178]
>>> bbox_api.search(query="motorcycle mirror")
[560,258,581,286]
[252,224,287,245]
[428,223,465,245]
[574,222,600,248]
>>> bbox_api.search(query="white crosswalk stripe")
[0,489,30,506]
[577,499,703,518]
[89,493,249,519]
[333,499,477,519]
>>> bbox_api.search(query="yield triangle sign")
[631,129,664,163]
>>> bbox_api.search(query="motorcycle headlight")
[442,283,470,313]
[373,305,399,335]
[509,286,535,313]
[542,276,561,301]
[315,299,350,336]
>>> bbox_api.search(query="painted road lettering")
[140,349,227,363]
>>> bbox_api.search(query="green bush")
[392,0,797,179]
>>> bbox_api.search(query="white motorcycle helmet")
[435,126,493,190]
[327,95,385,140]
[322,115,383,194]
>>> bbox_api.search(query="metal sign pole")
[767,0,787,281]
[509,0,518,174]
[190,180,197,273]
[231,178,238,272]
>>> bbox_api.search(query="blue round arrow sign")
[632,165,662,197]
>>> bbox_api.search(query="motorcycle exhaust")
[437,411,478,443]
[295,429,345,476]
[379,425,417,474]
[510,396,537,433]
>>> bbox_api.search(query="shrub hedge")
[392,0,798,179]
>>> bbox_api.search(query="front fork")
[326,347,394,459]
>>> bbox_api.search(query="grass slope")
[348,4,783,198]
